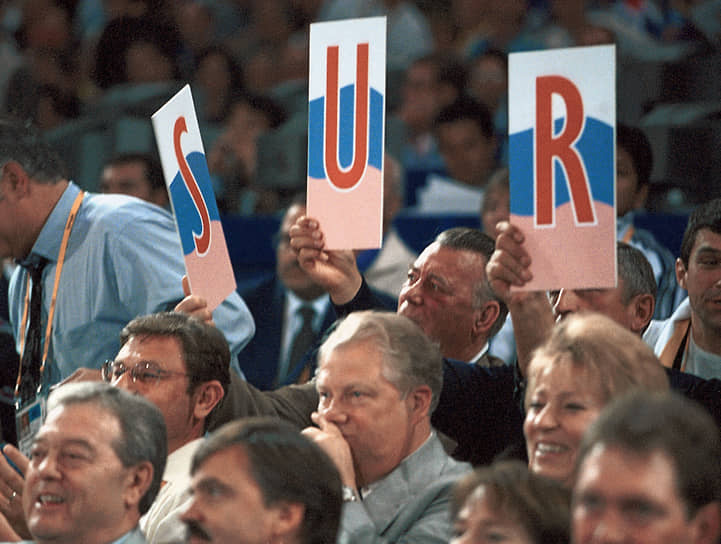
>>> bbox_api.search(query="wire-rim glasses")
[101,360,189,386]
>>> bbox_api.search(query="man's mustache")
[185,519,212,541]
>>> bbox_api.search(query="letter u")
[324,43,369,190]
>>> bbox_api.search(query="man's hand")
[487,221,534,304]
[0,444,30,539]
[174,276,214,325]
[486,221,555,376]
[289,216,362,305]
[302,412,356,488]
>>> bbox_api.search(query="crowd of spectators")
[1,0,719,215]
[0,1,721,543]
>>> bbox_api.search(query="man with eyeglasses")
[0,312,229,544]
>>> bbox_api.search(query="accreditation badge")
[15,395,45,457]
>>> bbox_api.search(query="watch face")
[342,486,358,502]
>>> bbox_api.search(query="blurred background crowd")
[0,0,718,217]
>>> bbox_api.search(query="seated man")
[239,193,397,389]
[106,312,228,543]
[416,97,498,214]
[302,310,471,543]
[238,198,342,389]
[645,198,721,379]
[290,223,507,367]
[99,152,169,208]
[181,418,342,544]
[491,201,721,382]
[0,312,229,544]
[17,382,167,544]
[572,391,721,544]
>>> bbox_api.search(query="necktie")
[19,257,47,402]
[285,305,316,383]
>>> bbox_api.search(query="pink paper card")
[508,45,617,291]
[151,84,236,311]
[307,17,385,250]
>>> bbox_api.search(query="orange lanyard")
[15,191,85,398]
[621,225,634,243]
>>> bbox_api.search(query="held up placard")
[152,84,236,310]
[509,45,616,291]
[307,17,386,250]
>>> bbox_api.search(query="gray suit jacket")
[338,433,470,544]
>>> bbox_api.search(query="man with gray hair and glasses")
[8,381,167,544]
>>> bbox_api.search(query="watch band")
[342,485,359,502]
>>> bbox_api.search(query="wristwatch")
[342,485,359,502]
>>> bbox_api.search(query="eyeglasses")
[101,360,189,386]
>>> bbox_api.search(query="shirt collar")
[468,342,489,365]
[285,290,329,329]
[26,182,80,264]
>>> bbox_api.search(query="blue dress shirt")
[8,182,254,389]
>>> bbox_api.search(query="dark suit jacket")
[237,276,338,390]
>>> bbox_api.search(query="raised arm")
[486,221,555,376]
[289,215,363,304]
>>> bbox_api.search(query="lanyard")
[15,190,85,399]
[621,224,634,243]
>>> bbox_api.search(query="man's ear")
[632,183,649,209]
[676,257,688,291]
[270,502,305,542]
[2,161,31,198]
[474,300,500,336]
[407,385,432,423]
[689,501,721,544]
[123,461,154,510]
[192,380,225,420]
[629,293,654,333]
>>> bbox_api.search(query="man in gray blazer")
[14,382,167,544]
[302,311,470,543]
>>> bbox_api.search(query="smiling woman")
[523,313,669,487]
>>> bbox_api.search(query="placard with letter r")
[509,45,616,291]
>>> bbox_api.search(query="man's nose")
[553,288,581,318]
[180,496,202,524]
[401,278,423,305]
[36,453,61,479]
[112,369,137,391]
[320,398,347,424]
[589,511,628,544]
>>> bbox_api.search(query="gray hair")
[318,310,443,412]
[616,242,657,303]
[47,382,167,514]
[435,227,508,337]
[0,117,67,183]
